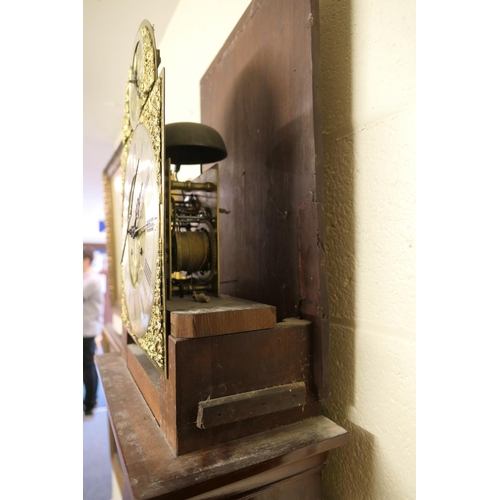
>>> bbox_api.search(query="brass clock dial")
[126,20,159,133]
[122,123,160,338]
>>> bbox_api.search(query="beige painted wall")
[157,0,252,125]
[319,0,416,498]
[156,0,251,181]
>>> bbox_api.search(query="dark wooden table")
[97,353,349,499]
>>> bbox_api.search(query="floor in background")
[83,355,112,500]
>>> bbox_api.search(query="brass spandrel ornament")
[123,20,159,140]
[122,69,132,144]
[137,24,157,106]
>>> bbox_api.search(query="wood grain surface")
[168,294,276,338]
[200,0,330,398]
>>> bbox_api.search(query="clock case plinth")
[122,295,322,457]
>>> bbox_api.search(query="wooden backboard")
[200,0,330,397]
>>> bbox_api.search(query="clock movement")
[164,121,228,299]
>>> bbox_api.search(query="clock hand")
[133,217,158,238]
[128,75,142,99]
[130,182,144,234]
[135,184,143,220]
[121,160,140,263]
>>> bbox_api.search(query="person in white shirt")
[83,245,104,416]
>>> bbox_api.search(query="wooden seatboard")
[167,294,276,338]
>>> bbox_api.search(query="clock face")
[122,123,160,338]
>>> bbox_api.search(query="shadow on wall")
[319,0,376,497]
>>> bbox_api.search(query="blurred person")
[83,245,104,416]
